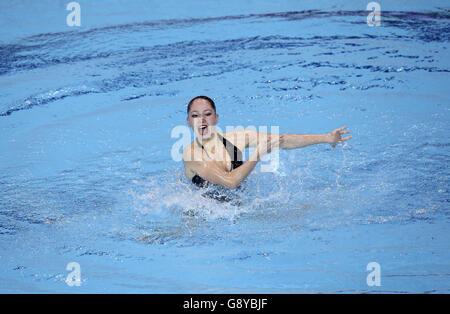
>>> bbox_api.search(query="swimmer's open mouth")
[199,124,208,136]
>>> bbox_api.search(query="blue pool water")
[0,0,449,293]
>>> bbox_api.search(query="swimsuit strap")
[216,133,243,167]
[197,133,243,167]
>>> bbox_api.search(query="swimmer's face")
[187,98,218,140]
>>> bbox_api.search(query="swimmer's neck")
[196,131,221,150]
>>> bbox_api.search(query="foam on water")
[127,167,291,223]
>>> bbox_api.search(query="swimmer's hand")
[328,126,352,148]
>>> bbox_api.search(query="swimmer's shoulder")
[182,141,200,161]
[182,142,201,179]
[221,130,257,151]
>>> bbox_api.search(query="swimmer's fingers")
[330,127,351,141]
[332,135,352,149]
[330,128,352,148]
[341,135,352,142]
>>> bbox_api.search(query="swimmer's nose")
[194,118,207,127]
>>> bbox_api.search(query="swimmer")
[182,96,352,189]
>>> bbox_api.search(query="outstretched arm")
[280,126,352,150]
[240,126,351,150]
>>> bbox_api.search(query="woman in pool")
[183,95,352,190]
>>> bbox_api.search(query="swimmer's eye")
[191,112,212,118]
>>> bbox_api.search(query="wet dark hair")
[187,96,216,115]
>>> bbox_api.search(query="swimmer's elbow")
[222,174,239,189]
[222,179,238,189]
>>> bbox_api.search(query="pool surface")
[0,0,449,293]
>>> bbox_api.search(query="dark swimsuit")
[191,134,244,202]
